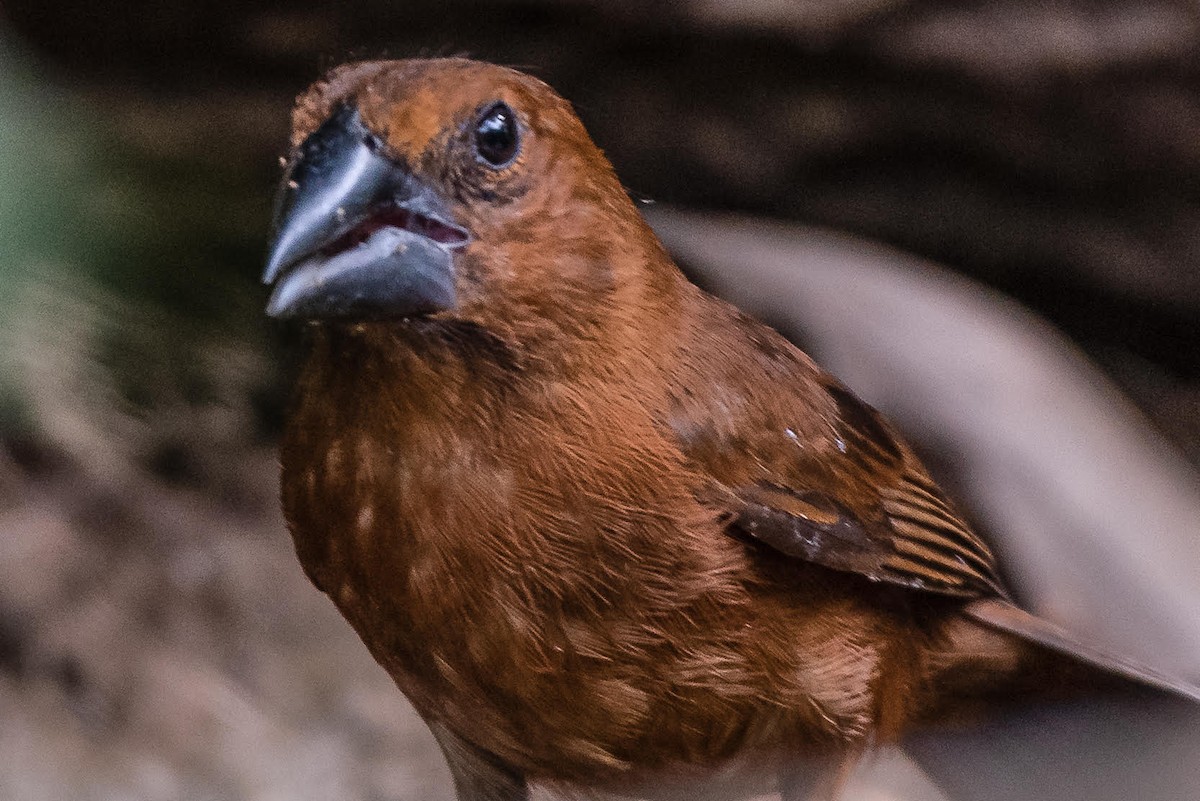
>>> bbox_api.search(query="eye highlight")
[474,102,519,168]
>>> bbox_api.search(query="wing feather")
[685,377,1010,599]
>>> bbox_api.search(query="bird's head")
[264,58,674,354]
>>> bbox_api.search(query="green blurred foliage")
[0,36,281,453]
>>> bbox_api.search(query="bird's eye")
[474,102,519,168]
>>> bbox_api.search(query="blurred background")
[0,2,1198,799]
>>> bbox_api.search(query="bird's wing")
[726,473,1007,599]
[688,373,1200,701]
[689,377,1010,600]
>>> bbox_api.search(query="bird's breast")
[278,364,896,782]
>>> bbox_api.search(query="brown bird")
[263,58,1199,801]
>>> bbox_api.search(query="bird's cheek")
[448,245,526,312]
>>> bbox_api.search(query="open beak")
[263,104,469,320]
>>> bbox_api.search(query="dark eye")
[474,102,519,167]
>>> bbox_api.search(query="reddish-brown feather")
[275,59,1195,796]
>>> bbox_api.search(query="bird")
[262,58,1200,801]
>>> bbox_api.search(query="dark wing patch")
[881,474,999,582]
[734,484,882,573]
[826,383,902,464]
[703,382,1010,600]
[732,482,1006,598]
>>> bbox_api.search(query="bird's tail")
[962,597,1200,704]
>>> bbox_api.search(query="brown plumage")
[263,58,1199,800]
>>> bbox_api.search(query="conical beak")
[263,104,468,320]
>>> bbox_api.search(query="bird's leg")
[778,748,861,801]
[429,721,530,801]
